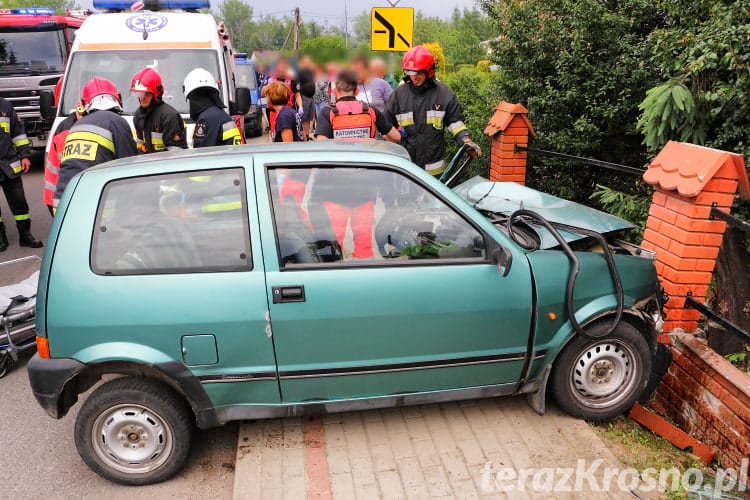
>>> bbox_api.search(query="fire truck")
[0,8,87,148]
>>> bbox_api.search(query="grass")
[592,416,744,499]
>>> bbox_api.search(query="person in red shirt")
[260,57,297,137]
[44,102,82,215]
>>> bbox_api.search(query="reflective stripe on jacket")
[0,97,31,180]
[386,79,469,173]
[133,100,187,153]
[55,109,138,206]
[44,113,78,207]
[192,106,242,148]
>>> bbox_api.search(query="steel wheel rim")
[569,339,639,409]
[91,403,174,475]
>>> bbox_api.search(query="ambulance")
[40,0,250,151]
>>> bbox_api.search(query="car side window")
[91,168,252,275]
[268,166,486,266]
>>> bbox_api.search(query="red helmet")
[130,67,164,100]
[402,46,436,78]
[82,77,120,105]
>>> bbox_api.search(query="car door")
[55,162,281,408]
[254,158,535,403]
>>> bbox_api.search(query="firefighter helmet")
[82,77,120,104]
[81,77,122,112]
[402,46,436,78]
[183,67,219,99]
[131,67,164,100]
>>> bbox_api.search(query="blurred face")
[352,60,368,83]
[135,91,154,108]
[275,59,289,77]
[300,55,314,70]
[406,70,427,87]
[371,60,386,79]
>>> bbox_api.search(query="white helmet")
[183,67,219,99]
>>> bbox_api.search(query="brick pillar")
[642,141,750,333]
[483,101,535,185]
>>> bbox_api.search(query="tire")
[550,321,652,421]
[74,376,193,485]
[0,352,14,379]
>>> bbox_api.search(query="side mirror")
[492,246,513,277]
[233,87,251,116]
[40,91,56,122]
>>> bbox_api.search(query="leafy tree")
[480,0,662,201]
[421,42,446,75]
[637,0,750,346]
[300,34,347,61]
[219,0,254,52]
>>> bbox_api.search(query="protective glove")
[297,106,305,117]
[463,137,482,158]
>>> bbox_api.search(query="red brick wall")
[488,115,529,185]
[641,184,735,333]
[649,333,750,470]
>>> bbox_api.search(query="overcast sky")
[82,0,478,20]
[245,0,478,20]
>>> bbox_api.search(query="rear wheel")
[74,377,193,485]
[550,321,651,421]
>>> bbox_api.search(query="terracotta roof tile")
[484,101,536,137]
[643,141,750,199]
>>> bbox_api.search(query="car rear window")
[91,169,252,275]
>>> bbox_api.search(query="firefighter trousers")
[0,176,31,223]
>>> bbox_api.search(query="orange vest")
[330,100,377,140]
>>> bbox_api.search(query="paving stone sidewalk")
[233,395,637,499]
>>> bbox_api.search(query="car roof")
[92,140,412,171]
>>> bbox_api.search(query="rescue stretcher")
[0,256,40,378]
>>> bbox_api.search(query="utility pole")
[293,7,300,59]
[343,0,348,49]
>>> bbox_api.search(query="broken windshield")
[59,49,221,115]
[0,28,66,75]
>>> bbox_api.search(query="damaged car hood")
[453,176,635,249]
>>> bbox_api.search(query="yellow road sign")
[371,7,414,52]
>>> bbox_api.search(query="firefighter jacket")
[55,109,138,206]
[44,113,78,207]
[192,106,242,148]
[0,97,31,181]
[386,78,469,175]
[133,100,187,153]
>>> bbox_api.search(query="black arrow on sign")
[374,10,410,49]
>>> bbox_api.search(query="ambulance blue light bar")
[2,8,56,15]
[92,0,209,11]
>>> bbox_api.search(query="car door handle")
[272,285,306,304]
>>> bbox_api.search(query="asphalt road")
[0,148,269,499]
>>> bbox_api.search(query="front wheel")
[550,321,652,421]
[74,377,193,485]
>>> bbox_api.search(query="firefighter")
[44,100,82,215]
[386,45,481,176]
[55,77,138,208]
[183,68,241,148]
[0,96,42,251]
[314,70,400,142]
[131,67,187,153]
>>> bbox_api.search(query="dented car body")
[27,142,664,485]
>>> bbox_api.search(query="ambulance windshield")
[59,49,222,115]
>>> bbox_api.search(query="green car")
[28,142,665,485]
